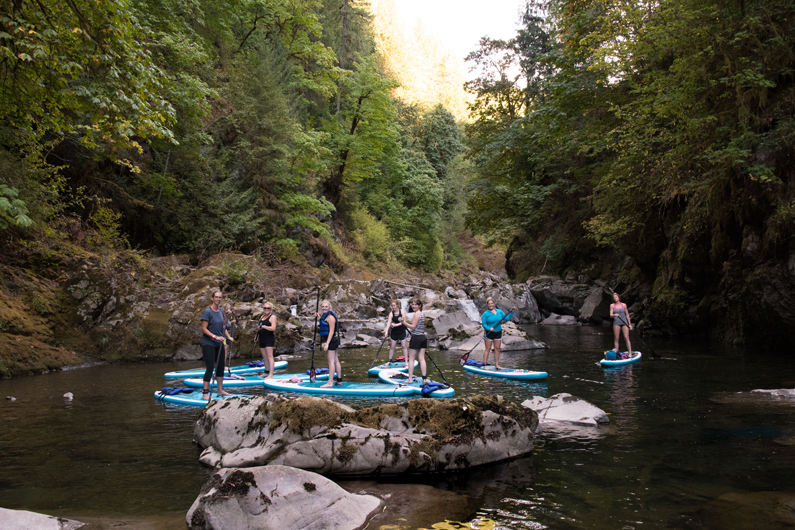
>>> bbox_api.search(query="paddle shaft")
[460,310,513,365]
[369,334,390,369]
[616,314,660,359]
[309,287,321,383]
[425,350,448,385]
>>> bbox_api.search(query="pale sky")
[374,0,526,64]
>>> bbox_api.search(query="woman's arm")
[624,304,632,328]
[609,303,615,318]
[403,312,419,331]
[202,320,219,341]
[263,317,277,332]
[384,315,392,334]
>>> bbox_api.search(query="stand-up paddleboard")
[261,378,415,397]
[462,360,548,380]
[164,360,288,379]
[377,368,454,397]
[600,351,642,367]
[154,387,253,407]
[182,370,332,388]
[367,359,418,376]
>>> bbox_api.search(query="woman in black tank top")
[258,302,278,379]
[383,300,408,363]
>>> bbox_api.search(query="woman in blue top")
[315,300,341,388]
[200,291,232,400]
[481,298,516,370]
[609,292,632,356]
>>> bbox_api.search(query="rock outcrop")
[522,393,609,426]
[0,507,84,530]
[194,394,538,475]
[186,465,381,530]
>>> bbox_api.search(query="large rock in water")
[194,395,537,475]
[186,465,381,530]
[0,508,84,529]
[522,393,609,427]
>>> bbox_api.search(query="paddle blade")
[459,354,467,366]
[309,370,316,383]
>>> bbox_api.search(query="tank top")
[612,303,628,325]
[391,308,406,330]
[410,312,425,336]
[259,315,274,341]
[319,310,339,338]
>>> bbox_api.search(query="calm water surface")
[1,325,794,529]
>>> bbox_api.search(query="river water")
[1,325,794,529]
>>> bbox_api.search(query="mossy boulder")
[194,394,538,476]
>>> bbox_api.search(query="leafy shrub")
[349,207,393,262]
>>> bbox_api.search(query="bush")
[349,207,393,262]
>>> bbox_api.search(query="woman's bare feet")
[320,382,334,388]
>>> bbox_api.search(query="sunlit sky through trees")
[371,0,525,77]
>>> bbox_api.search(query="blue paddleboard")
[164,360,288,379]
[462,361,548,380]
[182,370,331,388]
[600,352,642,367]
[154,388,253,407]
[367,359,418,376]
[377,369,454,397]
[261,378,415,397]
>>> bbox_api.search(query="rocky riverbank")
[0,247,660,378]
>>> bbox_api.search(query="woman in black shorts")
[258,302,278,379]
[383,299,408,363]
[316,300,341,387]
[401,298,427,384]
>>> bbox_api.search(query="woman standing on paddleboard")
[402,298,428,384]
[258,302,278,379]
[610,293,633,357]
[481,298,516,370]
[383,299,409,364]
[200,291,230,400]
[316,300,341,387]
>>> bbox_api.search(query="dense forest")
[2,0,794,346]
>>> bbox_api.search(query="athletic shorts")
[484,330,503,341]
[258,335,275,348]
[390,327,408,342]
[321,336,340,351]
[409,334,428,350]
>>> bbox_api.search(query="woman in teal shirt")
[481,298,516,370]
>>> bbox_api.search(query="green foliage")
[349,206,393,262]
[90,204,129,249]
[0,185,33,230]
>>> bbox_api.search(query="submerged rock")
[194,394,537,475]
[522,393,609,427]
[0,507,84,529]
[186,465,381,530]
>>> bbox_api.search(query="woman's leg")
[400,339,409,359]
[202,345,215,400]
[613,325,621,351]
[387,340,397,362]
[215,346,230,396]
[622,326,632,355]
[407,349,417,382]
[483,339,493,365]
[263,346,275,378]
[493,339,502,370]
[418,348,427,379]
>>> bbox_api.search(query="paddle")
[425,350,448,385]
[368,334,390,370]
[226,318,234,377]
[617,314,661,359]
[309,286,321,383]
[459,310,514,365]
[210,341,223,399]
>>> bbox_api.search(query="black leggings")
[202,343,225,382]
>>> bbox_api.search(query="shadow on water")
[1,324,795,529]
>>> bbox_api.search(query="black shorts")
[409,334,427,350]
[484,330,503,341]
[390,327,408,342]
[321,336,340,351]
[259,335,275,348]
